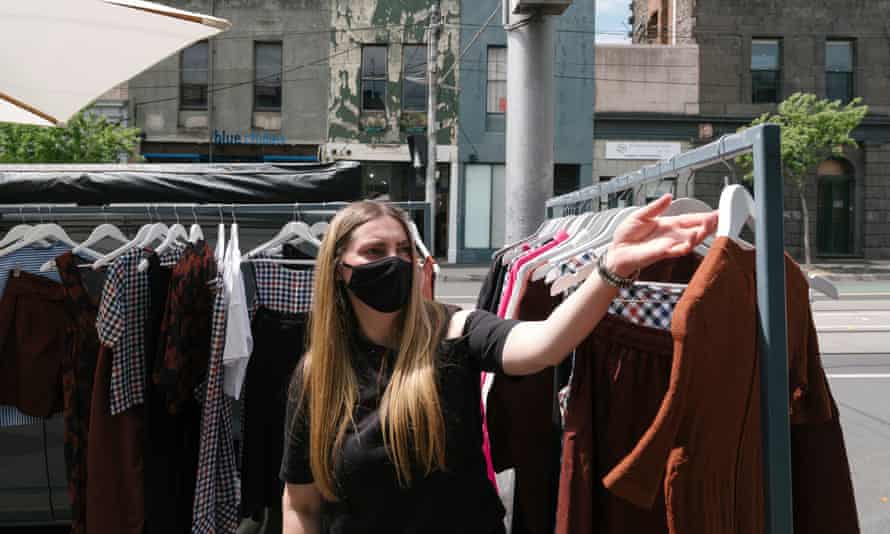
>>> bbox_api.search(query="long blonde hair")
[291,200,447,500]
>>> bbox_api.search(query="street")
[438,277,890,533]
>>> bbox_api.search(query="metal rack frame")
[0,201,434,249]
[547,124,792,534]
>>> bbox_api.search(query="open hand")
[606,194,718,277]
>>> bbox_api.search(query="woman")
[281,196,717,534]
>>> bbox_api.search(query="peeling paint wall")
[328,0,460,146]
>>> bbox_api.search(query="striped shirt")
[0,243,72,427]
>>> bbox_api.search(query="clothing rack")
[0,201,434,250]
[547,124,792,534]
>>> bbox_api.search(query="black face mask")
[341,256,414,313]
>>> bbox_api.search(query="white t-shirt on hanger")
[222,223,253,399]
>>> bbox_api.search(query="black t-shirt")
[280,304,519,534]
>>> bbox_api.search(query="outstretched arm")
[497,194,717,376]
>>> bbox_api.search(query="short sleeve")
[463,310,520,373]
[280,375,314,485]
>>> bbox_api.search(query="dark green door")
[817,175,853,255]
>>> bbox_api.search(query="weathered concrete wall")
[130,0,329,144]
[595,44,699,114]
[327,0,459,146]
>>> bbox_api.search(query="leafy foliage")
[0,112,141,163]
[737,93,868,190]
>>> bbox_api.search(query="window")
[180,41,208,110]
[486,47,507,130]
[464,164,506,249]
[254,42,282,111]
[402,45,427,112]
[554,164,580,197]
[826,40,854,103]
[362,45,387,111]
[751,39,781,103]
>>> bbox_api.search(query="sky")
[595,0,632,43]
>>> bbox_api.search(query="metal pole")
[753,123,793,534]
[426,2,441,256]
[504,9,555,244]
[207,0,216,163]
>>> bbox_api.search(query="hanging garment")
[192,272,241,534]
[55,252,103,534]
[241,259,313,518]
[240,307,307,518]
[97,247,153,415]
[0,270,69,417]
[556,312,674,534]
[222,225,253,399]
[144,249,200,534]
[86,345,145,534]
[486,279,563,534]
[0,242,73,425]
[154,240,216,414]
[599,238,858,534]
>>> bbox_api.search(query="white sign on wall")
[606,141,683,161]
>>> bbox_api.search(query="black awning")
[0,161,361,204]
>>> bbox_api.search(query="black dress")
[280,304,519,534]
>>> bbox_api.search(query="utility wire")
[438,1,501,83]
[133,45,359,109]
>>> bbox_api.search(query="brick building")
[624,0,890,259]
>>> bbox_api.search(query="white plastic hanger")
[73,207,129,255]
[715,184,755,246]
[138,209,187,272]
[246,220,318,259]
[91,206,159,270]
[0,222,83,258]
[408,220,440,276]
[310,221,328,240]
[548,207,640,296]
[0,208,36,249]
[534,208,621,283]
[0,224,34,250]
[189,205,204,243]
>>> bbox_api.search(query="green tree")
[0,112,141,164]
[737,92,868,265]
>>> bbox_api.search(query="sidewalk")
[438,260,890,282]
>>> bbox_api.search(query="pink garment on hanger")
[496,230,570,318]
[480,230,570,490]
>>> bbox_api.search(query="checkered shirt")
[251,260,314,315]
[607,283,685,331]
[97,245,185,415]
[192,273,241,534]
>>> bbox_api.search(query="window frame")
[361,44,388,112]
[825,39,855,104]
[751,38,782,104]
[253,41,283,112]
[402,44,428,112]
[179,41,209,111]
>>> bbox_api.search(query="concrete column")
[504,12,556,244]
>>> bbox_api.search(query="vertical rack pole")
[753,123,793,534]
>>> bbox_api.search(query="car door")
[0,418,52,523]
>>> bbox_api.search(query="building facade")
[130,0,329,164]
[627,0,890,260]
[127,0,596,262]
[322,0,461,259]
[455,0,596,263]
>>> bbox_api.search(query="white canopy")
[0,0,230,126]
